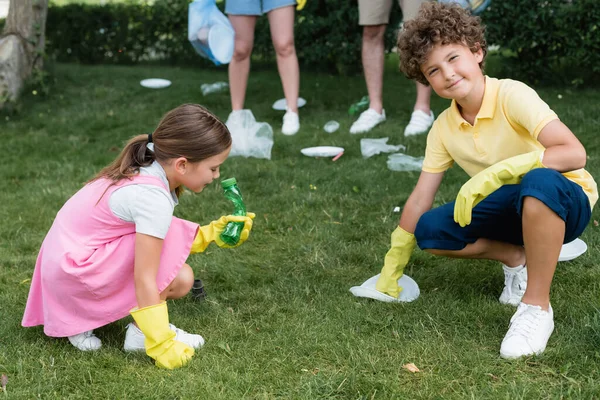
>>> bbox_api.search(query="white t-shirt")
[109,161,178,239]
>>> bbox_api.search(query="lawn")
[1,59,600,399]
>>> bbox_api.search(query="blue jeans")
[225,0,297,15]
[415,169,592,251]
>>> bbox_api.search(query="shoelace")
[506,307,544,338]
[504,272,515,298]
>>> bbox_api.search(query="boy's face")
[420,43,484,102]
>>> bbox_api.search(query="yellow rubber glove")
[375,226,417,298]
[454,150,544,227]
[190,212,256,253]
[130,302,194,369]
[296,0,306,10]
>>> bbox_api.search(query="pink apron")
[22,176,199,337]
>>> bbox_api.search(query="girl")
[22,104,255,369]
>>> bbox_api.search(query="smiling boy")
[371,2,598,358]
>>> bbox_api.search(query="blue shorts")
[225,0,297,15]
[415,169,592,251]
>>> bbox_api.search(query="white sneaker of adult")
[403,109,434,136]
[499,264,527,306]
[500,303,554,359]
[123,323,205,352]
[281,109,300,135]
[68,330,102,351]
[349,108,386,134]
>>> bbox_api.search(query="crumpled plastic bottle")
[348,96,369,116]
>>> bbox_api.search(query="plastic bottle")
[220,178,247,246]
[348,95,370,116]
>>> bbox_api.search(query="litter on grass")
[272,97,306,111]
[140,79,171,89]
[387,153,423,172]
[323,121,340,133]
[361,138,405,159]
[201,81,228,95]
[226,110,273,160]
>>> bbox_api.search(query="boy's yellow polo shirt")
[423,77,598,208]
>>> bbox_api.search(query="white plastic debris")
[225,110,273,160]
[323,121,340,133]
[360,138,406,159]
[201,81,228,96]
[387,153,423,172]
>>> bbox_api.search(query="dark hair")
[92,104,231,197]
[397,1,487,85]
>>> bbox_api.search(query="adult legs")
[228,16,257,111]
[362,24,387,114]
[267,6,299,113]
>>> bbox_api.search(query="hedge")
[39,0,600,84]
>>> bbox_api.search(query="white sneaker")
[68,330,102,351]
[404,109,434,136]
[123,323,205,352]
[281,109,300,135]
[349,108,386,134]
[499,264,527,306]
[500,303,554,359]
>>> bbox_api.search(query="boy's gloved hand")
[130,302,194,369]
[454,151,544,227]
[296,0,307,10]
[375,226,417,298]
[190,212,256,253]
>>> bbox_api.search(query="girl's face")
[420,42,484,103]
[181,147,231,193]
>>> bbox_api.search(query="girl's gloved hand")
[191,212,256,253]
[130,302,194,369]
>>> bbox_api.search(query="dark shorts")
[415,169,592,251]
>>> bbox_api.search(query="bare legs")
[228,16,257,111]
[361,25,431,115]
[268,6,299,113]
[425,197,564,310]
[228,7,299,113]
[160,263,194,300]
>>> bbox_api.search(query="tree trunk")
[0,0,48,105]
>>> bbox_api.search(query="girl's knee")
[169,263,194,299]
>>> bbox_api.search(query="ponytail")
[90,134,155,183]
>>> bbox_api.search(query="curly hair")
[397,1,487,85]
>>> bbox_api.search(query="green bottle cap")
[221,178,237,188]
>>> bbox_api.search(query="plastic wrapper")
[387,153,424,172]
[360,138,406,159]
[226,110,274,160]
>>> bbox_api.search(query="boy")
[372,2,597,359]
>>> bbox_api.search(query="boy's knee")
[414,211,437,244]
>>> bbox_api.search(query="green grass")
[2,60,600,399]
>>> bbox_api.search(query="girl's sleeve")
[110,185,174,239]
